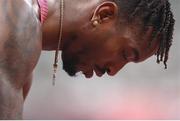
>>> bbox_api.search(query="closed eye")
[122,50,128,61]
[133,48,140,62]
[122,48,139,62]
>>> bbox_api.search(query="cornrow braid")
[113,0,175,69]
[153,1,175,69]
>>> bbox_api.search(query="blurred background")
[23,0,180,120]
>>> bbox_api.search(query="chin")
[63,63,77,77]
[62,52,79,77]
[62,59,78,77]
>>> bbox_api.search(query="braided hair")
[113,0,175,69]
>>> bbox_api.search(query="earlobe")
[92,20,100,27]
[91,1,118,24]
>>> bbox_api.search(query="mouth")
[79,64,107,78]
[83,69,94,78]
[94,64,107,77]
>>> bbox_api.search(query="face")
[61,1,159,78]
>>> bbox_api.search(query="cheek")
[89,41,123,62]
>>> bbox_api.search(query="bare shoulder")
[0,0,41,88]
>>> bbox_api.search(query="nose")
[106,63,126,76]
[106,67,119,76]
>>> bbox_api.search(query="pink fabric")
[37,0,48,23]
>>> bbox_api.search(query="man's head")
[61,0,175,78]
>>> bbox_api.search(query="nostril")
[106,67,118,76]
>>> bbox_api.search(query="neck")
[40,0,100,51]
[39,0,62,50]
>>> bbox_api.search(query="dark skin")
[0,0,41,119]
[0,0,160,119]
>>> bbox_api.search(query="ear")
[91,1,118,23]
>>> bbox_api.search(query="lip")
[76,64,93,78]
[94,65,106,77]
[83,70,94,78]
[77,64,107,78]
[94,70,104,77]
